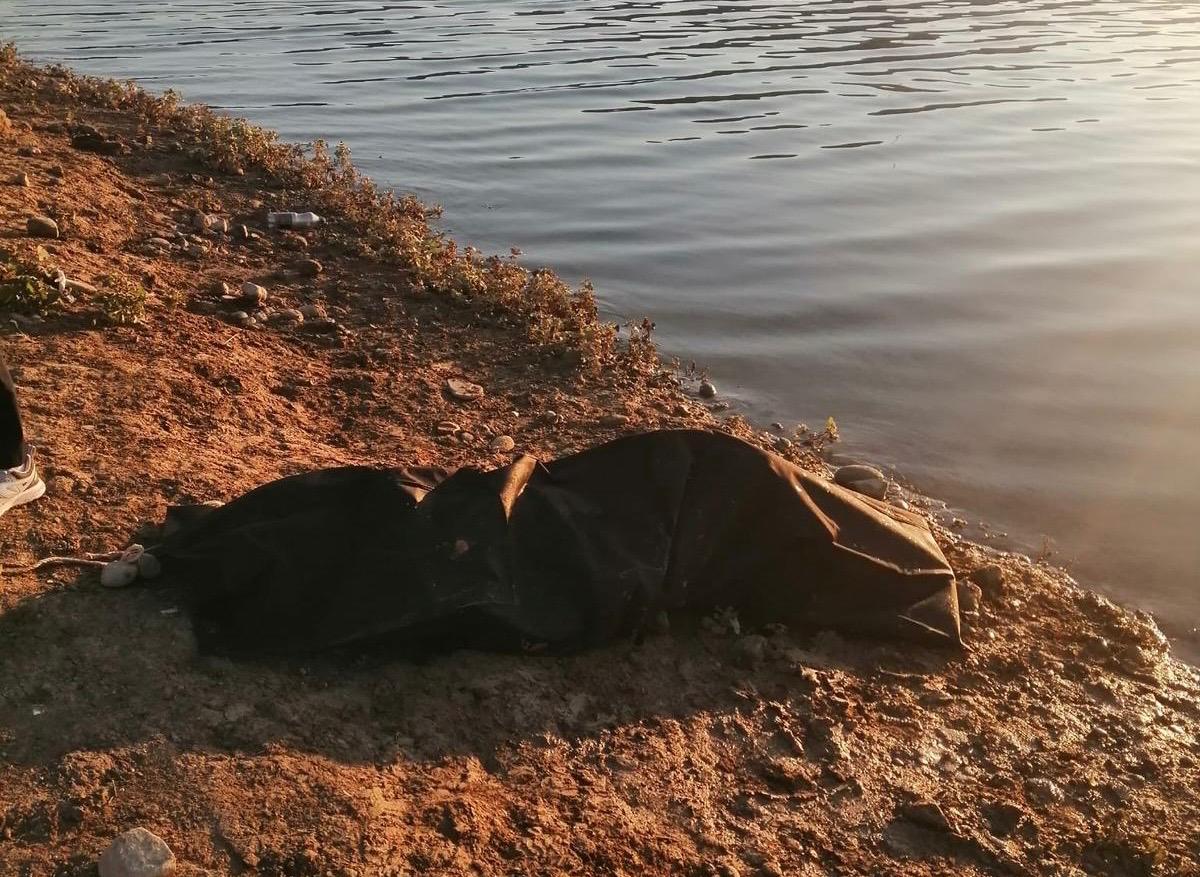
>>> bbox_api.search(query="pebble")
[227,311,254,328]
[26,215,60,239]
[833,464,888,500]
[234,224,250,240]
[298,303,326,320]
[970,564,1006,596]
[240,282,268,308]
[773,436,793,452]
[100,561,139,589]
[191,212,211,231]
[13,172,30,187]
[268,308,304,326]
[490,435,516,453]
[445,378,485,402]
[957,580,983,614]
[98,827,176,877]
[297,258,323,277]
[17,145,42,157]
[600,413,629,427]
[698,380,717,399]
[435,421,460,436]
[834,463,885,486]
[300,318,338,334]
[48,165,65,178]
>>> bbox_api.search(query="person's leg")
[0,348,26,470]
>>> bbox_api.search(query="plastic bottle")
[267,211,322,229]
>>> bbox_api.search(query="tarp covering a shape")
[153,429,960,656]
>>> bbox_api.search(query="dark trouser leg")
[0,349,26,469]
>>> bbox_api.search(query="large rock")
[445,378,485,402]
[26,215,60,239]
[98,827,176,877]
[833,464,888,500]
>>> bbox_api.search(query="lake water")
[6,1,1200,646]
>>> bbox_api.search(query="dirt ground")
[2,58,1199,877]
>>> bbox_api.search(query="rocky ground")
[2,53,1199,877]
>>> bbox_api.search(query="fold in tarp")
[153,429,960,656]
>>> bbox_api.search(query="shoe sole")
[0,478,45,516]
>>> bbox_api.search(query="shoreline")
[2,50,1199,876]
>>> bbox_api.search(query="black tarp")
[153,429,960,656]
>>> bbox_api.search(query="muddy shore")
[2,51,1199,876]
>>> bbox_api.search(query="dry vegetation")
[1,49,1199,877]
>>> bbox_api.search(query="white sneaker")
[0,450,46,518]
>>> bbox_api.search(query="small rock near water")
[240,282,268,307]
[98,826,176,877]
[445,378,485,402]
[970,564,1006,596]
[956,580,983,614]
[833,464,889,500]
[26,215,60,239]
[268,308,304,326]
[490,435,516,453]
[100,561,139,589]
[698,380,717,399]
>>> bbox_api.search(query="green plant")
[94,274,147,325]
[0,249,61,314]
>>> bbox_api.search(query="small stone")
[834,463,885,486]
[98,826,176,877]
[300,318,338,334]
[298,303,326,320]
[100,561,139,589]
[227,310,254,328]
[190,301,219,315]
[458,432,476,444]
[191,212,211,231]
[844,477,887,500]
[234,224,250,240]
[770,422,785,432]
[268,308,304,326]
[435,421,460,436]
[17,145,42,157]
[490,435,516,453]
[297,258,323,277]
[600,413,629,427]
[26,215,60,239]
[957,580,983,614]
[970,564,1006,596]
[734,634,768,667]
[445,378,485,402]
[47,165,65,178]
[773,436,793,452]
[240,282,267,307]
[900,801,955,833]
[698,380,717,399]
[71,131,125,156]
[13,172,30,187]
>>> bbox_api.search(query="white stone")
[100,560,139,589]
[98,827,176,877]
